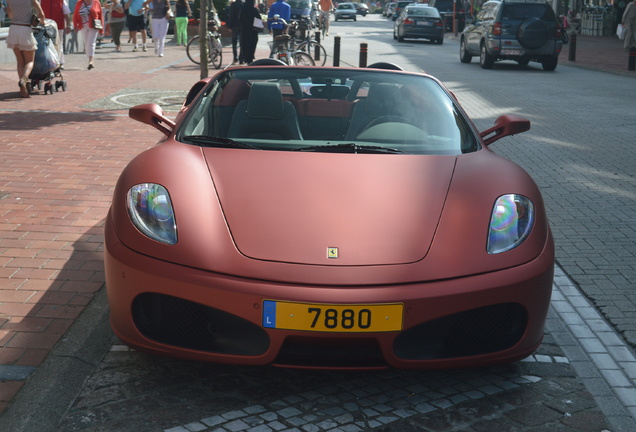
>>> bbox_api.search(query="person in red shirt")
[318,0,333,36]
[40,0,72,68]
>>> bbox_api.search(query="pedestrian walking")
[267,0,290,40]
[174,0,191,46]
[623,0,636,49]
[73,0,104,69]
[143,0,171,56]
[40,0,72,68]
[105,0,126,51]
[125,0,148,52]
[5,0,46,97]
[623,0,636,69]
[239,0,261,64]
[227,0,243,63]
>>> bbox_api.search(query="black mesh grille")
[275,336,386,368]
[132,293,269,356]
[394,303,527,360]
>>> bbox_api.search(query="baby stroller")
[29,19,67,95]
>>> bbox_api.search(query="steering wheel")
[361,115,425,133]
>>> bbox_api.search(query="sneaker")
[142,45,147,52]
[132,45,138,52]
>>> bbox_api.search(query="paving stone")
[504,404,563,426]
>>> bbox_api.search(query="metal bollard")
[629,48,636,71]
[333,36,341,67]
[568,34,576,62]
[359,43,368,68]
[315,32,321,62]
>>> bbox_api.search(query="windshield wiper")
[293,143,402,153]
[182,135,261,150]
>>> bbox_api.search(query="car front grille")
[132,293,269,356]
[394,303,527,360]
[275,336,386,369]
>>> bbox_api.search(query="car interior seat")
[345,83,403,140]
[227,82,303,140]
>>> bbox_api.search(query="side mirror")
[480,114,530,146]
[129,103,176,137]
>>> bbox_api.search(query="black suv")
[428,0,467,32]
[459,0,563,71]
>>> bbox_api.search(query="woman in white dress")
[5,0,46,97]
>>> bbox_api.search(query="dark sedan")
[394,5,445,44]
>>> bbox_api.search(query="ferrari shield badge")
[327,247,339,259]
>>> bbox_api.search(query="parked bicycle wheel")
[186,34,222,68]
[186,35,210,65]
[210,38,223,69]
[292,51,316,66]
[298,41,327,66]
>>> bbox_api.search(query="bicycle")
[186,25,223,69]
[559,13,582,44]
[268,18,316,66]
[318,10,330,38]
[294,16,328,66]
[269,34,316,66]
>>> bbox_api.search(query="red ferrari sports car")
[105,64,554,370]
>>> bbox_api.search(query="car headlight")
[127,183,177,245]
[487,194,534,254]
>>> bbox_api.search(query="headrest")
[366,83,401,117]
[247,82,284,119]
[215,79,251,106]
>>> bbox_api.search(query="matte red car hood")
[204,149,456,266]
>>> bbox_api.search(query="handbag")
[616,23,626,40]
[253,16,264,32]
[30,12,40,27]
[93,18,103,30]
[165,4,174,19]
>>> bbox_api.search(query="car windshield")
[177,68,478,155]
[408,7,439,17]
[338,4,355,9]
[502,4,554,21]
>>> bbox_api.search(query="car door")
[465,2,495,54]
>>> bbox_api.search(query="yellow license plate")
[262,300,403,333]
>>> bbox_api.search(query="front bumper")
[105,217,554,370]
[335,13,356,20]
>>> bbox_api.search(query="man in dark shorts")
[125,0,148,52]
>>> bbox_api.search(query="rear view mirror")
[129,104,176,137]
[480,115,530,146]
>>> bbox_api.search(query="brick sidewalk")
[0,28,632,417]
[563,33,635,76]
